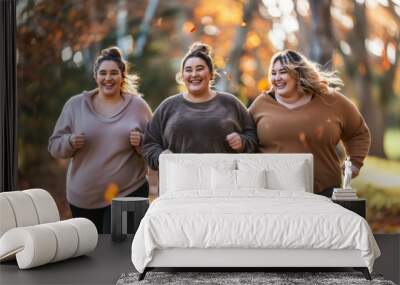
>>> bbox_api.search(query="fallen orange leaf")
[104,182,119,203]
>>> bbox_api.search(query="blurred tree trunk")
[308,0,347,161]
[84,0,101,77]
[218,0,257,94]
[380,3,400,129]
[134,0,159,57]
[176,1,193,54]
[379,39,399,127]
[308,0,334,68]
[343,1,386,158]
[295,2,311,55]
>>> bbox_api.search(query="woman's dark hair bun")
[177,41,216,84]
[94,46,126,77]
[101,46,123,59]
[188,42,212,56]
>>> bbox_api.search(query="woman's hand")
[342,163,360,178]
[69,133,86,150]
[351,165,360,178]
[226,132,244,152]
[130,129,143,147]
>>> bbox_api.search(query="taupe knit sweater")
[49,89,152,208]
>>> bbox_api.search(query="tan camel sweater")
[249,91,370,193]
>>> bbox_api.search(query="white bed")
[131,154,380,280]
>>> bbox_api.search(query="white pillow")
[211,169,267,191]
[211,168,236,190]
[166,159,236,193]
[236,169,267,189]
[167,162,211,191]
[266,163,307,191]
[238,159,308,191]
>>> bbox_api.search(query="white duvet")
[131,190,380,273]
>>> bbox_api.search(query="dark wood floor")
[0,234,398,285]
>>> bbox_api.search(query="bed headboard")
[158,153,314,196]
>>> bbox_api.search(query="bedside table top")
[331,198,366,202]
[112,197,149,202]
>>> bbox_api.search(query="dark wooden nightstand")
[111,197,149,242]
[331,198,366,218]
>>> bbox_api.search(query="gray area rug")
[116,271,395,285]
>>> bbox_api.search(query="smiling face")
[182,57,212,97]
[95,60,123,97]
[271,60,298,99]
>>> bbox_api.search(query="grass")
[385,128,400,160]
[353,156,400,233]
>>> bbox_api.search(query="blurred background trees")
[17,0,400,232]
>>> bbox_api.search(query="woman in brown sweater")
[249,50,370,196]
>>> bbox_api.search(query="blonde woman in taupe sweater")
[249,50,370,196]
[49,47,152,233]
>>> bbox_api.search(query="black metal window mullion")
[0,0,17,192]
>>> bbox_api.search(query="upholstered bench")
[0,189,98,269]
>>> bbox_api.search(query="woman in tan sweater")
[249,50,370,196]
[49,47,152,233]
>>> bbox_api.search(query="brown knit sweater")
[249,91,370,193]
